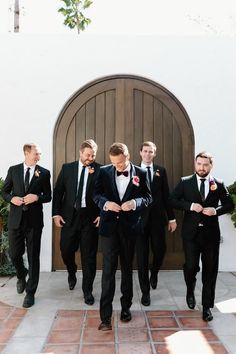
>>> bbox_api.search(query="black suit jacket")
[93,163,152,237]
[2,163,51,229]
[169,174,234,241]
[52,161,101,226]
[145,164,175,226]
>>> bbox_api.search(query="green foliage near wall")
[0,178,15,276]
[228,181,236,228]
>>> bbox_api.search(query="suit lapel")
[110,166,120,201]
[19,163,25,194]
[86,163,96,194]
[121,163,135,202]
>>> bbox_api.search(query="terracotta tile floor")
[42,309,228,354]
[0,301,27,353]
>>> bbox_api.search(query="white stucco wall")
[0,34,235,270]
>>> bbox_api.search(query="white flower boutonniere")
[34,169,40,177]
[155,169,160,177]
[132,176,140,187]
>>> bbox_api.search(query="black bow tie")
[117,170,129,177]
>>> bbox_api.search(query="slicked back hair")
[109,143,129,157]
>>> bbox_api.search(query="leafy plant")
[58,0,93,34]
[228,181,236,228]
[0,178,15,276]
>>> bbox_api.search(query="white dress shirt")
[115,164,131,200]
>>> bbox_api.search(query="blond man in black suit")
[2,143,51,308]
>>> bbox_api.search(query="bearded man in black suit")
[52,139,101,305]
[94,142,152,331]
[2,143,51,308]
[170,151,234,321]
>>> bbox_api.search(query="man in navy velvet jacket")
[94,142,152,331]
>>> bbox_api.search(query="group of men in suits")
[2,141,233,328]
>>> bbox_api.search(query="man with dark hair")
[170,151,234,321]
[136,141,176,306]
[52,139,101,305]
[94,142,152,331]
[2,143,51,308]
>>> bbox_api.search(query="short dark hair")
[80,139,97,152]
[140,141,157,152]
[195,151,213,164]
[109,142,129,157]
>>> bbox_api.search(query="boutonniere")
[209,178,217,191]
[132,176,140,187]
[88,166,95,174]
[154,169,160,177]
[34,169,40,177]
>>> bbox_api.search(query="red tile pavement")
[42,309,228,354]
[0,301,27,352]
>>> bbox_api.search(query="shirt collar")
[141,162,153,169]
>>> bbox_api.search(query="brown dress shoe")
[98,319,112,331]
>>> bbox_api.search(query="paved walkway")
[1,271,236,353]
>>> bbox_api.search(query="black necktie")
[146,166,152,185]
[75,166,86,210]
[24,167,30,192]
[200,178,205,201]
[117,170,128,177]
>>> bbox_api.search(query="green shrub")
[228,181,236,228]
[0,178,15,276]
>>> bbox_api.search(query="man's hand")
[202,207,216,216]
[53,215,65,228]
[93,216,100,227]
[23,194,39,205]
[168,221,177,233]
[121,200,135,211]
[105,201,121,212]
[11,196,24,206]
[192,203,204,213]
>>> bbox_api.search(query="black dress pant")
[136,218,166,295]
[183,227,220,308]
[100,227,136,322]
[60,208,98,294]
[8,212,42,295]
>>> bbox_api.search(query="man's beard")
[196,171,208,178]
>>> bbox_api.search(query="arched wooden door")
[53,74,194,270]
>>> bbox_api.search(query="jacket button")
[116,216,119,219]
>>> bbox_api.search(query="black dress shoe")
[120,309,132,322]
[68,274,77,290]
[141,294,151,306]
[22,294,35,308]
[186,292,196,309]
[17,278,26,294]
[98,319,112,331]
[84,293,95,305]
[150,272,158,289]
[202,307,213,322]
